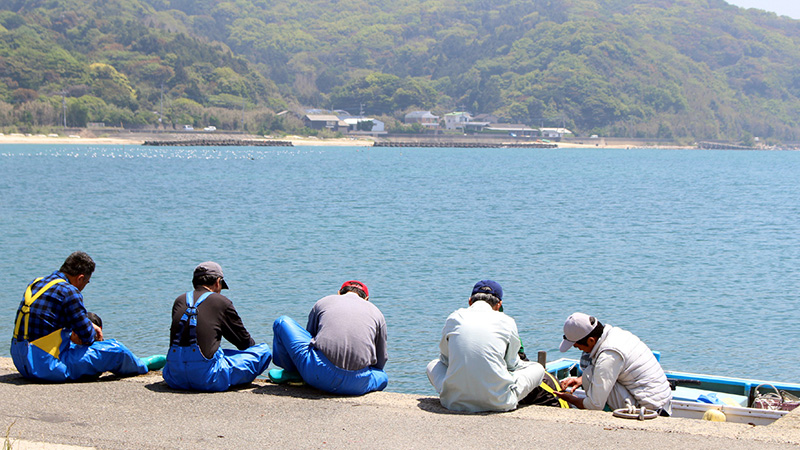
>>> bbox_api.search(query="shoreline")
[0,133,375,147]
[0,358,798,449]
[0,133,694,149]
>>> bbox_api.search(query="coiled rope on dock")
[612,399,659,420]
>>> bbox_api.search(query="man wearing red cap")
[270,280,388,395]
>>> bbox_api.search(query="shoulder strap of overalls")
[171,290,213,346]
[14,277,67,341]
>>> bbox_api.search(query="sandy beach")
[0,132,375,147]
[0,133,140,146]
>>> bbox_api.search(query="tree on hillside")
[89,63,137,109]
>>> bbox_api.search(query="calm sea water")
[1,144,798,394]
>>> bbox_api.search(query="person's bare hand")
[560,376,582,393]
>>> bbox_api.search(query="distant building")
[540,127,573,140]
[343,117,386,135]
[463,121,490,133]
[484,123,537,137]
[444,112,472,130]
[473,113,500,124]
[444,112,491,132]
[404,111,439,129]
[303,114,347,132]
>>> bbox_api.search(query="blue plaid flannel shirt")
[16,270,95,344]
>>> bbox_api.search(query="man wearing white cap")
[555,313,672,415]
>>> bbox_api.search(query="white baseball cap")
[559,312,598,352]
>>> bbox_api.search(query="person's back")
[593,325,671,410]
[427,280,545,412]
[162,261,271,392]
[308,292,387,371]
[11,251,155,382]
[169,291,254,358]
[438,302,520,411]
[271,280,389,395]
[18,270,95,346]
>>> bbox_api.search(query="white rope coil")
[612,399,659,420]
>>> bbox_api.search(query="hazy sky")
[725,0,800,19]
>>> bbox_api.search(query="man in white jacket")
[555,313,672,415]
[426,280,545,412]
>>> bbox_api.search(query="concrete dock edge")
[1,358,797,449]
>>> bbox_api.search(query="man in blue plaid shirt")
[11,252,156,381]
[22,252,99,346]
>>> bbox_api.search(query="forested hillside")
[2,0,800,141]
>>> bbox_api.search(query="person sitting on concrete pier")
[426,280,545,412]
[554,313,672,415]
[163,261,271,392]
[86,312,103,330]
[270,280,388,395]
[11,251,160,382]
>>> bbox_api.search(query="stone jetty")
[697,141,756,150]
[143,139,293,147]
[373,141,557,148]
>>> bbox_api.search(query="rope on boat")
[612,399,659,420]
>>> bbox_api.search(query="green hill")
[2,0,800,141]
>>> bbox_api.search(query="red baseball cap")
[340,280,369,298]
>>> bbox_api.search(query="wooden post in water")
[537,351,547,367]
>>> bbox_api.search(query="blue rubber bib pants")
[163,291,271,392]
[272,315,388,396]
[10,278,148,382]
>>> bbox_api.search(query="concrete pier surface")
[0,358,798,449]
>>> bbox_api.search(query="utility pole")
[241,98,245,131]
[61,91,67,128]
[159,83,163,128]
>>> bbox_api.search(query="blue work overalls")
[162,291,271,392]
[10,277,148,382]
[272,315,388,396]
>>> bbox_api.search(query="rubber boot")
[142,354,167,371]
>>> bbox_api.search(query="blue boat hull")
[545,357,800,425]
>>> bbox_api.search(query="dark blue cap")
[471,280,503,300]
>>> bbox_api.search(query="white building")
[343,117,385,133]
[443,112,472,130]
[540,128,573,139]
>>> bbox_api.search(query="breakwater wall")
[143,139,293,147]
[373,141,557,148]
[697,141,756,150]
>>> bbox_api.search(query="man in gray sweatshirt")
[271,280,388,395]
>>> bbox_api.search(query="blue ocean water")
[1,144,798,394]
